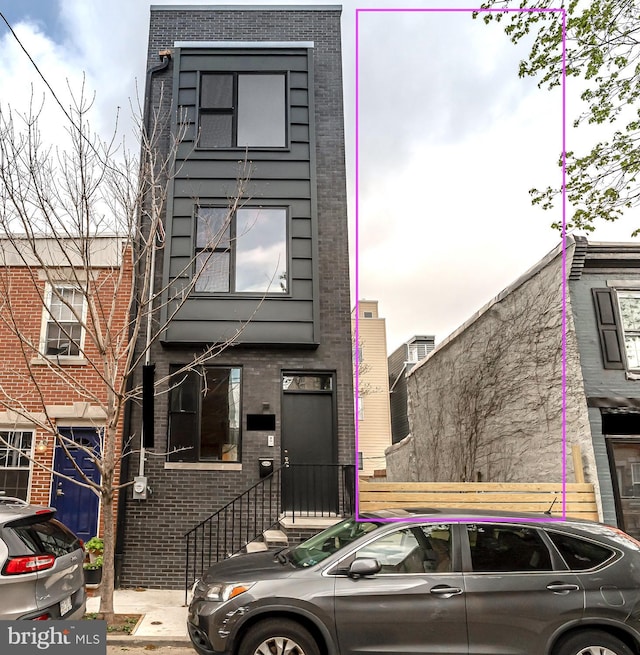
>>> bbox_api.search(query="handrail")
[183,462,356,603]
[184,466,283,604]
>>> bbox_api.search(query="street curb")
[106,635,191,647]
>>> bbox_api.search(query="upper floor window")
[195,206,288,294]
[617,291,640,369]
[42,285,85,357]
[408,342,429,363]
[199,73,287,148]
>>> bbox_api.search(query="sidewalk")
[86,587,190,646]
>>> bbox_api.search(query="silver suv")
[0,497,86,619]
[188,509,640,655]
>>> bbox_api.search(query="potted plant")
[83,555,103,585]
[85,536,104,563]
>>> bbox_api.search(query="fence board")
[358,481,599,521]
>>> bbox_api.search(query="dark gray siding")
[162,45,318,345]
[388,345,409,443]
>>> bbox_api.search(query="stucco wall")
[387,244,595,492]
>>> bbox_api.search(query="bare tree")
[0,84,252,621]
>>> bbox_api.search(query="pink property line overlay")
[354,6,568,524]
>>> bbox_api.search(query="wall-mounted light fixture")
[262,402,270,412]
[35,438,47,454]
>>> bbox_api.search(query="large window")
[168,366,241,463]
[199,73,287,148]
[617,291,640,369]
[195,206,288,294]
[0,430,32,500]
[355,525,452,574]
[42,285,85,357]
[467,524,552,572]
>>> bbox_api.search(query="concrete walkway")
[87,588,190,645]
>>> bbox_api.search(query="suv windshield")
[288,517,381,568]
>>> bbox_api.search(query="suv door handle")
[546,582,580,593]
[430,585,463,597]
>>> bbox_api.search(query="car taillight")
[604,525,640,549]
[32,613,51,620]
[4,554,55,575]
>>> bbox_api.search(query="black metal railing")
[184,467,283,603]
[183,462,356,602]
[281,463,355,521]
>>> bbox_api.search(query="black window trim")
[196,70,290,151]
[193,204,290,297]
[167,364,243,464]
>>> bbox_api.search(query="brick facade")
[0,238,132,537]
[119,7,354,589]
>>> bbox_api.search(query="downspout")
[140,48,172,473]
[114,49,172,587]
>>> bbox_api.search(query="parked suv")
[188,509,640,655]
[0,497,86,619]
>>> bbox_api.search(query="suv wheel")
[239,619,319,655]
[554,630,635,655]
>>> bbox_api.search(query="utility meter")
[132,475,148,500]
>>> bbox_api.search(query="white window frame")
[39,283,87,360]
[616,289,640,371]
[0,429,34,501]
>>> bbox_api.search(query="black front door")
[281,373,337,514]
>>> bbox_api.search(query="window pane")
[235,208,287,293]
[0,431,32,469]
[237,74,286,147]
[195,251,230,292]
[200,74,233,109]
[356,525,451,574]
[282,374,333,391]
[200,113,233,148]
[468,525,552,572]
[547,531,614,570]
[45,323,81,356]
[619,292,640,331]
[625,335,640,369]
[50,287,83,322]
[197,208,231,249]
[200,368,241,462]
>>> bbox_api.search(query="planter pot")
[84,567,102,585]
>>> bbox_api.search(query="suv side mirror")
[349,558,381,578]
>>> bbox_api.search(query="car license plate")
[60,596,72,616]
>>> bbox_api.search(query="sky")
[0,0,637,352]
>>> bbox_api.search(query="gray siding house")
[570,238,640,535]
[118,5,354,589]
[386,236,640,537]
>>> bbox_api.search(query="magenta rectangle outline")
[354,6,568,524]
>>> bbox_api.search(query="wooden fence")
[358,481,599,521]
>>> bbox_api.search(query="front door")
[607,438,640,539]
[281,373,337,514]
[50,427,101,542]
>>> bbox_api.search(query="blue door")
[50,427,101,542]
